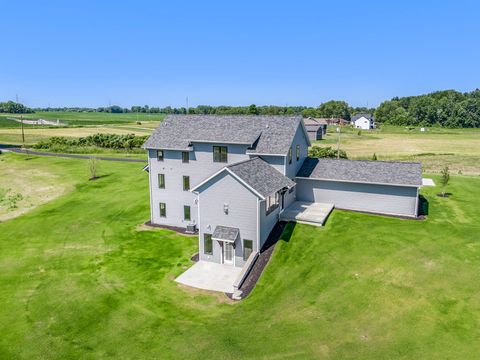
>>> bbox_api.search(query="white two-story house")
[143,115,310,267]
[144,115,422,271]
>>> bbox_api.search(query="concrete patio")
[280,201,334,226]
[175,261,243,293]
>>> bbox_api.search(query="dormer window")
[213,146,228,163]
[157,150,164,161]
[288,147,292,164]
[296,145,300,161]
[182,151,189,163]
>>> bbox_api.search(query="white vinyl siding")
[296,178,418,217]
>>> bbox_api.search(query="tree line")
[34,102,373,119]
[375,89,480,127]
[0,101,34,114]
[3,87,480,127]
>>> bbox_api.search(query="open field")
[0,123,159,145]
[0,112,164,126]
[1,114,479,175]
[1,153,480,359]
[318,125,480,175]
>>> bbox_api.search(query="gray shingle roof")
[351,113,374,122]
[143,115,304,155]
[227,157,296,197]
[304,118,328,126]
[297,158,422,187]
[212,225,239,242]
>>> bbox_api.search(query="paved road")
[0,145,146,163]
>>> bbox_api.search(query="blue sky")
[1,0,479,108]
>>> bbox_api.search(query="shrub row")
[33,133,148,150]
[308,146,348,159]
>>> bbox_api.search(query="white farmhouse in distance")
[352,113,375,130]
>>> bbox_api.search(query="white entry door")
[223,243,234,265]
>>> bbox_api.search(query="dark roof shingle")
[212,225,239,242]
[143,115,304,155]
[297,158,422,187]
[227,157,295,197]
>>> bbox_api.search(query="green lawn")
[1,154,480,359]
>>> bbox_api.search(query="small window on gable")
[184,205,191,221]
[157,150,164,161]
[159,202,166,217]
[158,174,165,189]
[183,176,190,191]
[288,147,292,164]
[296,145,300,161]
[182,151,189,163]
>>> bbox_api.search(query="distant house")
[304,118,327,141]
[352,113,375,130]
[320,118,349,126]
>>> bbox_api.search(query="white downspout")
[257,198,260,253]
[148,150,154,223]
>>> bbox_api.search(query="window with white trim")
[157,150,164,161]
[265,192,280,215]
[158,174,165,189]
[243,239,253,261]
[182,151,189,163]
[204,234,213,255]
[213,146,228,162]
[159,202,166,217]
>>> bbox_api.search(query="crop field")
[0,123,159,145]
[0,111,164,126]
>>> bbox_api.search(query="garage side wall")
[296,178,418,217]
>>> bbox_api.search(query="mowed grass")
[0,155,73,221]
[318,125,480,175]
[1,153,480,358]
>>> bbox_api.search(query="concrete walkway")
[280,201,334,226]
[175,261,242,293]
[422,178,436,187]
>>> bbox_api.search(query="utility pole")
[186,97,189,114]
[21,115,25,145]
[336,126,341,159]
[15,94,18,103]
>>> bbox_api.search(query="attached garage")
[296,158,422,217]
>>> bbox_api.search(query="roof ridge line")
[316,158,422,165]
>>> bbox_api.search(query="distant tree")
[302,108,318,118]
[317,100,350,120]
[0,101,33,114]
[88,156,99,180]
[372,153,377,160]
[108,105,123,113]
[248,104,259,115]
[440,166,450,197]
